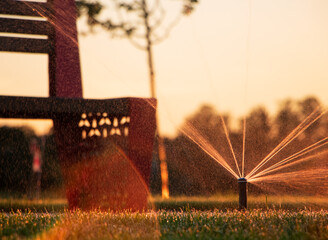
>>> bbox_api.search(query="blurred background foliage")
[0,96,327,197]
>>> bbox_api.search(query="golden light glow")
[1,1,328,136]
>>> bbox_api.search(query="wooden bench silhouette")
[0,0,156,211]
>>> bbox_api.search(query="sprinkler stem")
[238,178,247,210]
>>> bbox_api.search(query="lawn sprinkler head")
[238,178,247,210]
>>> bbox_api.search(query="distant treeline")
[1,96,327,196]
[151,95,328,196]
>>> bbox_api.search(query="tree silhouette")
[243,106,272,173]
[274,99,300,143]
[0,127,33,194]
[298,96,322,141]
[168,105,236,194]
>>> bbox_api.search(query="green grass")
[151,194,328,211]
[0,210,61,239]
[159,209,328,239]
[0,198,67,212]
[2,194,327,212]
[40,210,160,240]
[1,209,328,239]
[1,195,328,239]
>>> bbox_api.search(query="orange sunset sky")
[1,0,328,136]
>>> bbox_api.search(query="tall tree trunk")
[142,0,169,199]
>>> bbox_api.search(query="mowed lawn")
[1,195,328,239]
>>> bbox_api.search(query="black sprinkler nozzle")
[238,178,247,209]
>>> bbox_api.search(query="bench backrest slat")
[0,36,49,53]
[0,18,52,36]
[0,0,49,17]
